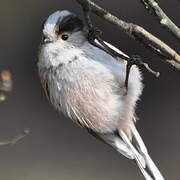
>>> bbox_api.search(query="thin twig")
[76,0,180,71]
[140,0,180,40]
[0,129,30,146]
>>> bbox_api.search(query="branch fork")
[76,0,180,72]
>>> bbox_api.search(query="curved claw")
[88,27,102,42]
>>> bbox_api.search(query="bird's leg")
[82,1,105,50]
[82,3,123,56]
[125,55,143,89]
[82,5,128,60]
[81,4,146,90]
[81,0,93,30]
[125,61,133,90]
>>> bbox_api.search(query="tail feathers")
[94,128,164,180]
[132,126,164,179]
[119,129,164,180]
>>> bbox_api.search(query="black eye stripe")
[57,14,84,33]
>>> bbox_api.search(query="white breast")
[38,41,143,133]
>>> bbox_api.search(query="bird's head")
[41,10,86,47]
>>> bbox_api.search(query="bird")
[38,10,164,180]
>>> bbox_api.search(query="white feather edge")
[131,126,164,180]
[120,130,154,180]
[120,130,164,180]
[94,39,130,58]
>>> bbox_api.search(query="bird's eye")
[61,34,69,41]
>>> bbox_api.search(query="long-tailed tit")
[38,10,164,180]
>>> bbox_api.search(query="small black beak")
[42,35,53,44]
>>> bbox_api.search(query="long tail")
[118,127,164,180]
[92,124,164,180]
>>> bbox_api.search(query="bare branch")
[76,0,180,71]
[140,0,180,41]
[0,72,29,147]
[0,129,30,147]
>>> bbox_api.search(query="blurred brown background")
[0,0,179,179]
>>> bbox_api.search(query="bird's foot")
[88,27,102,43]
